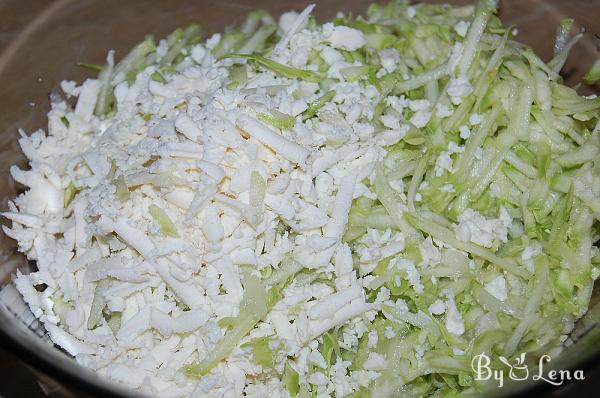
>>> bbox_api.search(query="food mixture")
[3,0,600,397]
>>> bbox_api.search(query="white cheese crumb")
[323,24,366,51]
[410,111,432,128]
[521,241,542,272]
[435,103,453,118]
[447,76,473,105]
[469,113,483,125]
[428,299,446,315]
[390,258,423,293]
[434,152,454,176]
[379,48,400,73]
[454,207,511,248]
[60,80,81,97]
[443,289,465,336]
[485,276,508,302]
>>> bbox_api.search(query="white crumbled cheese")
[387,95,409,113]
[375,287,391,303]
[206,32,221,49]
[323,23,366,51]
[440,184,455,193]
[488,181,502,198]
[353,370,381,388]
[408,99,430,111]
[379,48,400,73]
[435,103,454,119]
[454,21,470,37]
[190,44,207,64]
[428,299,446,315]
[320,46,344,65]
[447,75,473,105]
[459,125,471,139]
[448,141,464,154]
[522,241,542,262]
[435,103,453,118]
[74,79,101,121]
[443,289,465,336]
[521,241,543,272]
[309,350,328,369]
[356,228,405,274]
[60,80,81,97]
[469,113,483,125]
[381,114,400,130]
[434,152,454,176]
[485,276,508,302]
[2,11,384,390]
[454,207,512,248]
[376,125,409,146]
[409,111,432,128]
[394,299,409,314]
[273,5,316,58]
[384,327,396,339]
[390,258,423,293]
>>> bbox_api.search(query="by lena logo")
[471,352,585,388]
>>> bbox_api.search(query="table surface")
[1,1,600,397]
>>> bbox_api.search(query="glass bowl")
[0,1,598,397]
